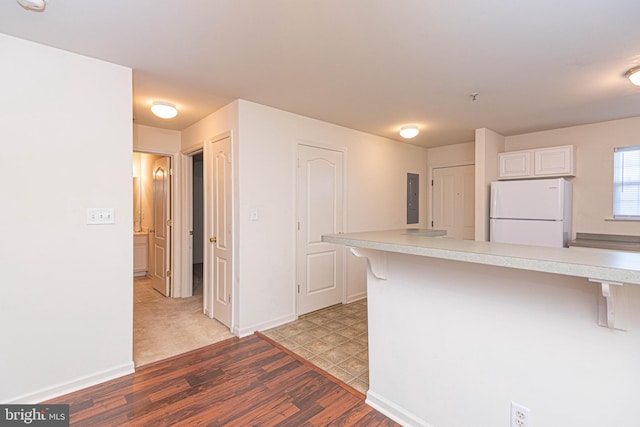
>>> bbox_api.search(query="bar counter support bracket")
[350,247,388,280]
[589,278,628,331]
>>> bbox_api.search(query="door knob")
[189,230,193,235]
[210,236,217,243]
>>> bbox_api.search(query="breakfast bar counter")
[323,229,640,285]
[322,230,640,427]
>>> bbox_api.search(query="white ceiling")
[2,0,640,147]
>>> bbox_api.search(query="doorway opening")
[132,152,172,295]
[192,152,204,298]
[132,150,232,367]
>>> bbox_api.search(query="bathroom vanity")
[133,231,148,277]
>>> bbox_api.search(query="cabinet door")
[499,151,531,179]
[534,146,574,177]
[133,235,148,274]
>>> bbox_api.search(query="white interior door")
[205,137,232,327]
[432,165,475,240]
[151,157,171,296]
[297,144,344,316]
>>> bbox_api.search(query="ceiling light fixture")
[399,125,419,139]
[16,0,48,11]
[626,66,640,86]
[150,101,178,119]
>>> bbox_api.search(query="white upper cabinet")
[499,150,531,178]
[533,145,575,176]
[499,145,575,179]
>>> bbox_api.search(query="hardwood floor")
[45,334,398,426]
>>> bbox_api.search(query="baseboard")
[6,361,135,404]
[346,291,367,304]
[234,313,297,338]
[366,389,431,427]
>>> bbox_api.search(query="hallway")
[133,267,233,366]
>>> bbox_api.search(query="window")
[613,146,640,219]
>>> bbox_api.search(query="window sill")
[605,217,640,222]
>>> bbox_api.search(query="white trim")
[178,144,205,298]
[366,389,431,427]
[178,153,193,297]
[291,138,299,322]
[297,138,347,154]
[233,313,297,338]
[345,291,367,304]
[6,362,134,404]
[169,155,179,297]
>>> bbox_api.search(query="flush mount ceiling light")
[626,66,640,86]
[150,101,178,119]
[399,125,419,139]
[16,0,48,11]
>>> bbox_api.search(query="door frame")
[180,132,236,331]
[428,161,474,230]
[134,150,180,297]
[177,146,204,298]
[295,140,348,317]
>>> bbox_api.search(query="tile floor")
[262,299,370,394]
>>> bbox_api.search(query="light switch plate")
[86,208,115,225]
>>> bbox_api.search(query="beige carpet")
[133,273,233,366]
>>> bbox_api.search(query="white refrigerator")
[490,178,572,247]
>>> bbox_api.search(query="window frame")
[613,145,640,220]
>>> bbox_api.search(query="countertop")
[322,229,640,285]
[570,232,640,253]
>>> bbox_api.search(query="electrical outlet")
[511,402,530,427]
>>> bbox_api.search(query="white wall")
[427,141,475,167]
[236,100,428,334]
[505,117,640,238]
[181,101,240,325]
[182,99,428,335]
[181,101,239,154]
[426,141,475,228]
[474,128,505,241]
[368,253,640,427]
[0,34,133,402]
[134,124,181,154]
